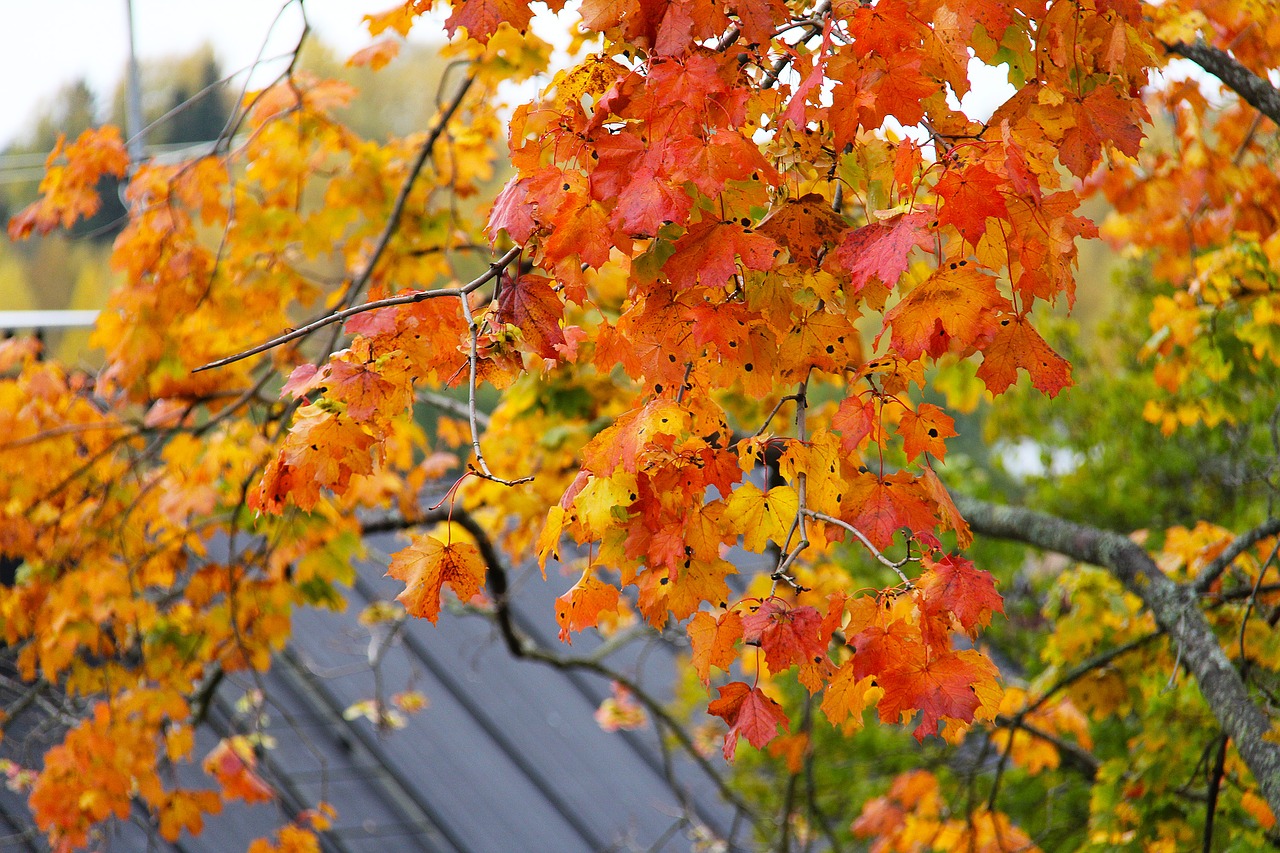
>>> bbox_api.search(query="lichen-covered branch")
[952,493,1280,816]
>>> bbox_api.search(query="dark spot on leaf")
[660,577,669,585]
[826,344,835,354]
[928,428,938,437]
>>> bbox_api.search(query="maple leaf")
[204,737,274,804]
[821,659,884,734]
[832,393,879,454]
[663,218,779,290]
[976,313,1073,397]
[920,467,972,548]
[880,263,1008,361]
[896,403,957,463]
[493,272,567,361]
[670,130,774,199]
[555,569,621,643]
[917,554,1004,637]
[842,470,938,551]
[688,609,744,685]
[831,212,931,293]
[487,175,537,244]
[363,2,430,37]
[386,535,487,624]
[325,356,406,423]
[444,0,533,42]
[877,650,986,740]
[743,599,827,673]
[1060,84,1147,179]
[347,38,401,70]
[707,681,790,761]
[935,164,1009,245]
[758,193,847,268]
[9,126,130,240]
[725,483,800,553]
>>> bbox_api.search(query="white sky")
[0,0,411,147]
[0,1,1015,149]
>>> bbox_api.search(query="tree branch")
[1194,517,1280,593]
[193,246,520,372]
[1166,40,1280,127]
[952,493,1280,816]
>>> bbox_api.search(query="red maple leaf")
[1060,84,1146,178]
[664,217,779,289]
[487,175,536,244]
[444,0,533,42]
[917,554,1004,637]
[935,164,1009,245]
[832,393,879,454]
[841,470,939,551]
[707,681,790,761]
[878,650,983,740]
[742,599,827,672]
[493,272,567,361]
[830,212,930,293]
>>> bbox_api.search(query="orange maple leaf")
[821,658,884,734]
[8,126,129,240]
[688,609,744,685]
[934,163,1009,245]
[204,737,274,804]
[386,535,487,623]
[555,569,621,642]
[896,403,957,463]
[880,263,1009,361]
[976,312,1073,397]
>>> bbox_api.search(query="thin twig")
[193,246,520,372]
[340,68,479,310]
[801,509,914,584]
[1192,517,1280,593]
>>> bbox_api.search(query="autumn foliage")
[3,0,1280,850]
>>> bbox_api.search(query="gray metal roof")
[0,534,747,852]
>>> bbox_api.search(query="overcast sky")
[0,1,1021,152]
[0,0,414,147]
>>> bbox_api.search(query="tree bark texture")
[952,494,1280,816]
